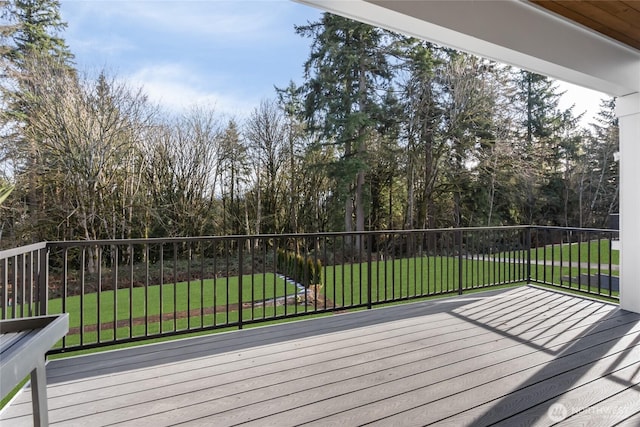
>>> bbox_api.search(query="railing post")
[367,233,372,309]
[458,230,463,295]
[238,237,244,330]
[526,227,532,283]
[38,246,48,316]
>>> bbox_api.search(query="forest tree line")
[0,1,619,249]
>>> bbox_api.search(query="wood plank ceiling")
[530,1,640,51]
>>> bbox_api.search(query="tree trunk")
[355,170,365,253]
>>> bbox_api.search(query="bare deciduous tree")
[142,106,223,238]
[244,99,288,234]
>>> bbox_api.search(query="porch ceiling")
[531,1,640,52]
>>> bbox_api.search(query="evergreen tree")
[276,81,306,233]
[439,53,496,227]
[296,13,392,248]
[368,88,402,231]
[2,0,72,64]
[581,98,619,227]
[511,70,579,225]
[1,0,74,242]
[220,120,249,235]
[398,39,444,229]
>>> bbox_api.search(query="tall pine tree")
[512,70,578,225]
[297,13,392,248]
[2,0,72,64]
[1,0,74,242]
[582,98,619,227]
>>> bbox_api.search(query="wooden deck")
[2,285,640,426]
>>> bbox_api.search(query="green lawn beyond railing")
[31,254,525,351]
[43,274,297,349]
[527,232,619,297]
[530,239,619,265]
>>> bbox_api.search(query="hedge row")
[276,249,323,287]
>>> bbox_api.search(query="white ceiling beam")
[296,0,640,97]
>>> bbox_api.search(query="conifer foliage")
[276,249,323,288]
[0,8,620,249]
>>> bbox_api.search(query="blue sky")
[60,0,322,117]
[59,0,606,124]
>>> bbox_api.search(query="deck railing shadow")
[451,286,622,356]
[445,290,640,425]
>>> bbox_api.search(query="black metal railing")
[0,226,618,353]
[0,242,48,319]
[528,226,619,298]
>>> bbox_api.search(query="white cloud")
[65,1,293,41]
[71,34,136,57]
[134,3,276,39]
[60,1,320,118]
[127,64,259,118]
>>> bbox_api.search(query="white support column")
[617,92,640,313]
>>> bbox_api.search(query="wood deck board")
[23,295,612,411]
[400,340,640,426]
[240,327,640,426]
[618,409,640,426]
[174,312,639,426]
[1,286,639,426]
[524,371,640,427]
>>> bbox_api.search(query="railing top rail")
[45,226,536,248]
[0,226,616,251]
[0,242,47,259]
[529,225,618,233]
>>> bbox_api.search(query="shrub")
[276,249,322,287]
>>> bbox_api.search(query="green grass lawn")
[323,255,526,307]
[526,239,620,298]
[12,273,298,350]
[530,239,619,266]
[46,273,295,323]
[25,254,525,351]
[496,239,619,278]
[529,262,619,296]
[528,239,619,295]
